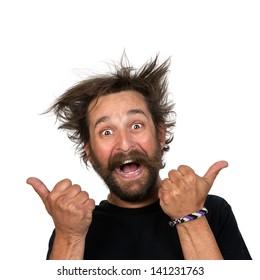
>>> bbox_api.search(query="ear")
[158,124,167,150]
[84,142,92,162]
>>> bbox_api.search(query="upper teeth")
[123,160,134,165]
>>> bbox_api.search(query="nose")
[115,129,135,153]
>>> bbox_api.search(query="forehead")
[88,90,150,119]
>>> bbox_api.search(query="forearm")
[49,232,86,260]
[177,217,223,260]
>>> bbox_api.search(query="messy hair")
[47,54,176,167]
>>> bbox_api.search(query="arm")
[176,217,223,260]
[27,177,95,260]
[49,232,86,260]
[158,161,228,260]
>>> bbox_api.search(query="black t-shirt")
[47,194,251,260]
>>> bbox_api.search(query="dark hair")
[47,54,176,166]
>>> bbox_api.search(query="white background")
[1,0,259,277]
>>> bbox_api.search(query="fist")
[27,177,95,238]
[158,161,228,220]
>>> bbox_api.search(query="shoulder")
[205,194,231,210]
[205,194,235,226]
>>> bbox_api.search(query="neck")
[107,177,162,208]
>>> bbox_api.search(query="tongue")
[122,163,139,173]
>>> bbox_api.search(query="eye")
[101,129,113,136]
[132,123,142,130]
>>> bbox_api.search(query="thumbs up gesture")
[158,161,228,220]
[26,177,95,238]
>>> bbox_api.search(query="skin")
[86,91,165,208]
[27,90,228,260]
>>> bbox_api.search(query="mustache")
[108,149,163,172]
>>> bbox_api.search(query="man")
[27,55,251,260]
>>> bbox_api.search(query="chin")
[107,170,158,203]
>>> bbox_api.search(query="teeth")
[118,161,141,174]
[123,159,134,165]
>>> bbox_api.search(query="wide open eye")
[101,129,113,136]
[132,123,142,130]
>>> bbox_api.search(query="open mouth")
[116,160,143,176]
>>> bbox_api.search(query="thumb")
[26,177,50,202]
[203,160,229,186]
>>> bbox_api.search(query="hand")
[26,177,95,238]
[158,161,228,220]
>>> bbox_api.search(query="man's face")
[85,90,165,203]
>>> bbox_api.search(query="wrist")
[55,229,87,243]
[169,207,208,227]
[49,231,87,260]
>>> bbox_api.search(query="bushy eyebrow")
[94,109,147,129]
[128,109,147,117]
[94,116,110,129]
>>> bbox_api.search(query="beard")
[89,145,163,203]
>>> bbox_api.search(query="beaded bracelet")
[169,207,208,227]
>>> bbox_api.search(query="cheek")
[137,132,160,153]
[90,140,112,164]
